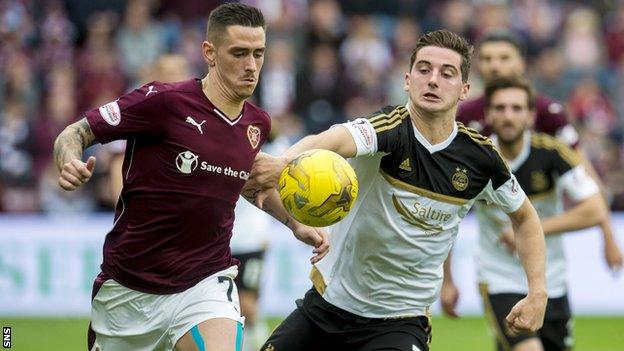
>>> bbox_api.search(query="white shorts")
[90,265,244,351]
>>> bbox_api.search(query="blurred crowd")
[2,0,624,212]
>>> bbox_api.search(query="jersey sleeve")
[548,137,580,174]
[557,165,599,202]
[85,82,167,144]
[336,118,378,156]
[336,107,404,156]
[478,147,526,213]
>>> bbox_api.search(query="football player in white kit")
[441,77,614,351]
[249,30,548,351]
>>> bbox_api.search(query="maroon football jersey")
[457,94,579,147]
[86,79,270,294]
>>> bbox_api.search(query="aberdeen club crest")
[452,167,469,191]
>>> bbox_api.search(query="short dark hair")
[477,30,525,57]
[485,76,535,110]
[206,3,265,45]
[410,29,473,83]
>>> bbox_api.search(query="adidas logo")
[399,158,412,172]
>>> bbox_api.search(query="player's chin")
[236,86,256,99]
[416,101,449,113]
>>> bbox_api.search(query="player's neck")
[497,133,526,161]
[407,102,456,145]
[202,75,245,119]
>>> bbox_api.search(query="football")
[278,149,359,227]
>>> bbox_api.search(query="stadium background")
[0,0,623,350]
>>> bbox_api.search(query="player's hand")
[58,156,96,191]
[248,152,289,208]
[505,291,547,336]
[291,223,330,264]
[604,240,623,275]
[440,280,460,318]
[498,227,516,254]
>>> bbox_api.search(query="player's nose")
[245,55,257,72]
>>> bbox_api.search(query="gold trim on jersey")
[380,170,469,205]
[370,106,409,133]
[310,266,326,295]
[531,133,579,167]
[479,283,513,351]
[457,123,510,172]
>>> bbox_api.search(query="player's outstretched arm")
[53,118,98,191]
[241,186,329,263]
[504,198,547,335]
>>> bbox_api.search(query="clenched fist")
[58,156,96,191]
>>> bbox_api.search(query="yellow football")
[278,149,358,227]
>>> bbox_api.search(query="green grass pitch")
[1,316,622,350]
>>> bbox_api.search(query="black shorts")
[261,288,431,351]
[480,286,573,351]
[233,250,265,292]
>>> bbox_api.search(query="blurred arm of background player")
[576,150,623,273]
[499,192,607,253]
[499,149,623,275]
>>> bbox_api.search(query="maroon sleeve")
[85,82,168,144]
[535,95,580,148]
[457,96,486,127]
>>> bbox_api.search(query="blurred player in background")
[53,3,327,351]
[443,77,608,351]
[249,30,547,351]
[457,30,622,272]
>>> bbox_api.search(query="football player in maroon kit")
[455,30,622,274]
[53,3,328,351]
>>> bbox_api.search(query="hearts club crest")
[247,125,261,149]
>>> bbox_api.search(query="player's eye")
[253,51,264,59]
[233,52,246,58]
[493,105,505,112]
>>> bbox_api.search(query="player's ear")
[403,72,410,92]
[528,108,536,128]
[459,82,470,101]
[202,41,216,67]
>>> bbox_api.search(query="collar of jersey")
[195,78,244,126]
[405,103,458,154]
[492,130,531,171]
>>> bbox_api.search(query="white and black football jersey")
[311,105,526,318]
